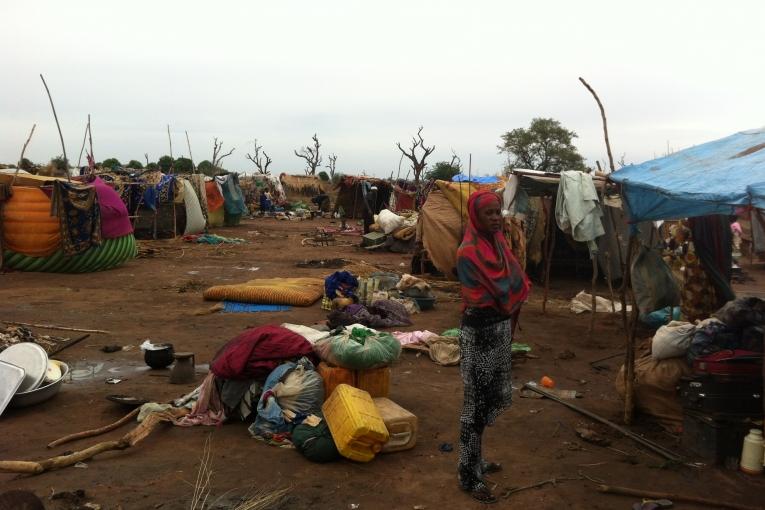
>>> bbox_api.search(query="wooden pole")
[77,121,88,168]
[578,77,615,173]
[39,74,70,181]
[167,124,173,160]
[597,484,760,510]
[541,199,556,314]
[623,235,638,424]
[12,124,36,186]
[87,114,94,172]
[589,255,598,336]
[0,320,109,334]
[185,130,195,171]
[48,408,140,448]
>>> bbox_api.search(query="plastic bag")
[292,417,340,463]
[630,245,681,315]
[272,363,324,414]
[376,209,405,234]
[651,321,695,360]
[314,325,401,370]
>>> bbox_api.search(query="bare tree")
[396,126,435,186]
[211,138,235,171]
[326,153,338,179]
[144,153,149,166]
[246,139,273,175]
[450,150,462,170]
[294,133,322,175]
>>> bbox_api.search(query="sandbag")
[314,325,401,370]
[376,209,405,234]
[292,417,340,463]
[651,321,695,360]
[616,353,691,430]
[630,245,681,314]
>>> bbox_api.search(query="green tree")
[158,155,174,172]
[318,171,330,181]
[146,162,159,171]
[50,156,69,172]
[174,157,194,173]
[102,158,122,169]
[499,117,585,173]
[19,158,34,171]
[127,159,144,169]
[197,160,216,176]
[425,161,461,181]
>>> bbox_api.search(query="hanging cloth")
[50,181,102,256]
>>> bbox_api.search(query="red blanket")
[211,325,316,380]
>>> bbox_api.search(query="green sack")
[292,419,340,463]
[327,326,401,370]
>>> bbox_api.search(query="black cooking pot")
[144,343,175,369]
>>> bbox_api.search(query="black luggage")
[679,375,763,417]
[681,409,756,465]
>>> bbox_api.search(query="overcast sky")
[2,1,764,177]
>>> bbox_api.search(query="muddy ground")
[1,217,763,510]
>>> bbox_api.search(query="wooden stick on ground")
[39,74,70,182]
[48,334,90,356]
[502,476,583,498]
[522,383,683,462]
[0,321,109,334]
[597,484,762,510]
[47,407,139,449]
[0,409,187,475]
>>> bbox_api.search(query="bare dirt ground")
[1,217,763,510]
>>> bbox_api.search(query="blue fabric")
[452,173,500,184]
[610,129,765,221]
[216,174,248,215]
[324,271,359,298]
[250,362,296,436]
[222,301,291,313]
[748,182,765,210]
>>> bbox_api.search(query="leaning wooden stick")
[597,484,762,510]
[48,407,140,448]
[0,320,110,334]
[39,74,70,182]
[48,334,90,356]
[12,124,37,187]
[0,409,187,474]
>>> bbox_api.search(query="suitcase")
[681,409,755,465]
[322,384,389,462]
[679,376,763,417]
[692,349,762,377]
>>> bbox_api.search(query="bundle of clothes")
[322,271,433,326]
[158,320,402,462]
[617,297,764,429]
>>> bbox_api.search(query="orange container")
[318,362,355,398]
[356,366,390,398]
[318,363,391,399]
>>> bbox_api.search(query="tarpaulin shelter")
[608,128,765,424]
[333,176,392,219]
[610,128,765,221]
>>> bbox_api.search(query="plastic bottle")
[740,428,764,475]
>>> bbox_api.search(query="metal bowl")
[10,361,69,408]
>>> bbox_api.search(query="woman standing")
[456,190,530,503]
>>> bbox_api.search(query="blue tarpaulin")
[452,173,500,184]
[610,129,765,221]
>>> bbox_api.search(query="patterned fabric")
[458,310,513,491]
[456,191,530,315]
[505,216,527,271]
[50,181,102,256]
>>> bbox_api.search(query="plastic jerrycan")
[374,397,418,453]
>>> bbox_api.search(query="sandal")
[480,460,503,474]
[464,486,497,504]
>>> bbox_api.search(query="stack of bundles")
[368,209,418,253]
[314,325,401,371]
[327,300,413,329]
[616,297,763,455]
[2,177,136,272]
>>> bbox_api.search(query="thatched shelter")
[333,176,393,219]
[279,174,327,201]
